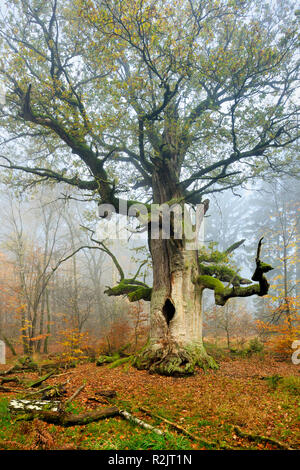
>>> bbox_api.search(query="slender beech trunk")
[43,289,51,354]
[0,332,17,356]
[36,291,46,353]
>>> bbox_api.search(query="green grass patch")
[65,400,86,414]
[278,376,300,396]
[264,374,283,390]
[0,398,12,438]
[203,342,229,361]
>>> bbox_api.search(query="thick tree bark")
[134,168,216,375]
[135,239,216,375]
[105,161,272,376]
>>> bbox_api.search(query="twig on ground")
[119,410,164,435]
[65,383,86,405]
[233,425,293,451]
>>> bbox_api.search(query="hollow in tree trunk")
[103,166,273,376]
[134,237,217,376]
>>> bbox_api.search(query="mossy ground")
[0,348,299,450]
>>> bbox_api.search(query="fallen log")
[233,425,293,451]
[22,382,68,399]
[119,410,164,435]
[26,371,55,388]
[17,406,120,426]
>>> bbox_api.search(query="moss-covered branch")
[198,263,251,286]
[194,238,273,306]
[127,286,152,302]
[104,281,152,302]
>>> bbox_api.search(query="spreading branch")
[195,237,273,306]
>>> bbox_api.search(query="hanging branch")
[81,226,152,302]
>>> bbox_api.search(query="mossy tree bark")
[105,164,273,376]
[135,238,216,376]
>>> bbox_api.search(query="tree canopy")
[0,0,299,206]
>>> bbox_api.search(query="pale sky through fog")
[0,2,8,103]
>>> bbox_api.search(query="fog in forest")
[0,174,298,355]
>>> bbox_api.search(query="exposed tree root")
[139,406,228,449]
[134,342,218,376]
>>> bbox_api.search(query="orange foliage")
[99,318,132,355]
[256,296,300,357]
[98,302,149,355]
[57,318,90,362]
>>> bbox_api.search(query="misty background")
[0,172,298,354]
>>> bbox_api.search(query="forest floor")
[0,351,299,451]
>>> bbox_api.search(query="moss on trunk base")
[133,341,218,376]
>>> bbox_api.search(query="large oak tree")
[0,0,299,375]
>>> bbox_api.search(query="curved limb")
[194,237,273,306]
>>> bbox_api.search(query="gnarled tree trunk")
[134,168,217,375]
[135,240,216,375]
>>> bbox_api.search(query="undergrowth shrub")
[265,374,283,390]
[264,374,300,395]
[247,337,264,354]
[278,376,300,395]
